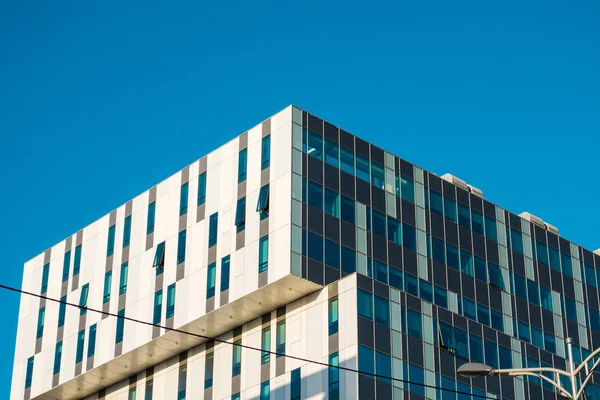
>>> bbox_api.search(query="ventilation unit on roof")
[545,223,559,235]
[441,174,469,191]
[519,212,559,234]
[519,212,545,228]
[467,184,484,198]
[594,249,600,256]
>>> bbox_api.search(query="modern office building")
[10,105,600,400]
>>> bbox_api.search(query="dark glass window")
[115,309,125,344]
[358,345,374,375]
[444,196,457,223]
[25,356,34,389]
[432,237,446,264]
[119,262,128,294]
[549,247,561,272]
[484,340,498,368]
[58,295,66,327]
[73,244,82,276]
[53,342,62,374]
[420,280,433,302]
[36,307,45,338]
[400,176,414,203]
[41,263,50,294]
[374,295,389,326]
[256,185,270,219]
[307,232,323,262]
[446,243,460,270]
[458,203,471,229]
[527,279,540,306]
[198,172,207,205]
[372,210,386,238]
[307,181,323,210]
[329,352,340,399]
[79,283,89,315]
[406,308,422,339]
[261,327,271,364]
[341,246,356,274]
[340,196,355,224]
[340,147,354,175]
[307,131,323,160]
[536,240,549,266]
[221,255,230,292]
[510,229,523,254]
[471,211,484,236]
[389,267,403,290]
[259,236,269,272]
[477,304,490,327]
[276,320,286,357]
[434,286,448,309]
[291,369,301,400]
[238,149,247,183]
[329,297,339,335]
[179,183,189,216]
[87,324,97,358]
[429,190,443,216]
[488,263,505,291]
[75,330,85,363]
[561,252,573,277]
[153,241,165,271]
[473,256,486,282]
[405,273,419,296]
[204,352,214,388]
[402,224,416,251]
[207,263,216,298]
[153,290,163,324]
[540,285,552,311]
[235,197,246,232]
[513,273,527,300]
[324,139,339,168]
[107,225,116,257]
[469,335,483,363]
[231,339,242,376]
[485,217,497,241]
[371,162,385,190]
[261,135,271,169]
[375,351,391,384]
[62,250,71,282]
[324,188,340,218]
[491,309,504,332]
[356,154,370,182]
[166,283,176,318]
[357,289,373,320]
[177,230,186,264]
[147,201,156,234]
[388,217,402,245]
[325,239,340,269]
[463,298,477,320]
[374,260,388,283]
[208,213,219,247]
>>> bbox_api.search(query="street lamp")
[457,338,599,400]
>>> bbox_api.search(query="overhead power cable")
[1,283,500,400]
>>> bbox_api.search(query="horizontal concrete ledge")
[33,275,322,400]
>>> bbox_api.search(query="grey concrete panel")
[178,215,187,231]
[258,271,268,288]
[181,166,190,184]
[52,373,59,388]
[232,374,241,394]
[196,204,205,223]
[118,293,126,310]
[220,290,229,306]
[86,356,94,371]
[262,118,271,137]
[204,388,212,400]
[35,337,42,354]
[43,249,51,264]
[149,186,157,203]
[329,332,339,354]
[276,357,285,377]
[125,200,133,217]
[109,210,117,226]
[236,231,245,251]
[105,255,113,272]
[261,168,270,186]
[237,181,246,200]
[65,236,72,251]
[239,132,248,150]
[166,317,173,330]
[259,218,269,238]
[146,233,154,251]
[176,262,185,281]
[71,274,79,291]
[102,302,110,320]
[198,157,207,174]
[208,246,216,265]
[114,342,122,358]
[74,361,82,377]
[260,362,270,382]
[206,297,214,313]
[76,230,83,246]
[121,246,129,264]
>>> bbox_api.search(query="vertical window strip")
[36,307,45,338]
[41,263,50,294]
[261,135,271,170]
[62,250,71,282]
[53,342,62,375]
[235,197,246,232]
[276,320,286,357]
[238,148,247,183]
[197,172,207,206]
[329,297,339,335]
[179,182,189,216]
[177,230,187,264]
[73,244,82,276]
[207,263,216,298]
[87,324,97,358]
[329,352,340,400]
[116,309,125,343]
[147,202,156,235]
[123,216,132,248]
[208,213,218,247]
[166,283,176,319]
[232,340,242,376]
[290,368,301,400]
[261,327,271,364]
[107,225,116,257]
[177,363,187,399]
[220,255,230,292]
[259,236,269,273]
[119,263,129,294]
[58,295,66,327]
[75,330,85,363]
[260,381,270,400]
[204,352,213,388]
[103,271,112,303]
[79,284,89,315]
[153,290,163,324]
[24,356,34,389]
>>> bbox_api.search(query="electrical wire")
[1,283,499,400]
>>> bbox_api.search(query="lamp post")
[457,338,599,400]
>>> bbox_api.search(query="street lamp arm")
[574,344,600,376]
[507,372,572,399]
[576,356,600,399]
[492,367,572,378]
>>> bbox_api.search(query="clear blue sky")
[1,0,598,395]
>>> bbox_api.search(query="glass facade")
[295,111,600,400]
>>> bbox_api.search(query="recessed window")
[307,131,323,160]
[147,201,156,235]
[261,135,271,170]
[232,340,242,376]
[328,297,339,335]
[291,368,301,400]
[197,172,207,206]
[177,230,187,264]
[62,250,71,282]
[324,189,340,218]
[371,162,385,189]
[204,352,214,388]
[329,352,339,400]
[208,213,218,247]
[25,356,34,389]
[75,330,85,363]
[79,284,89,315]
[357,289,373,320]
[220,255,230,292]
[261,327,271,364]
[166,283,176,319]
[238,149,247,183]
[256,185,270,219]
[107,225,116,257]
[73,244,82,276]
[87,324,97,358]
[53,342,62,374]
[207,263,216,298]
[58,295,66,327]
[36,307,45,338]
[179,183,189,216]
[103,271,112,303]
[324,140,339,168]
[340,147,354,175]
[259,236,269,273]
[260,381,270,400]
[276,320,286,357]
[115,309,125,344]
[307,181,323,210]
[153,290,163,324]
[119,263,128,294]
[235,197,246,232]
[41,263,50,294]
[356,155,370,182]
[123,216,132,248]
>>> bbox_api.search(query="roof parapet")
[440,173,484,198]
[519,212,559,235]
